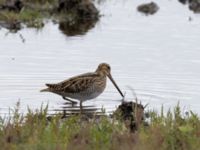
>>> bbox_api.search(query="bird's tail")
[40,83,57,92]
[40,88,50,92]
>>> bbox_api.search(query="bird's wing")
[59,72,99,93]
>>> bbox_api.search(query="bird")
[40,63,124,112]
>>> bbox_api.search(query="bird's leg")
[80,101,83,114]
[62,97,77,104]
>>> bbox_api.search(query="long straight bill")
[108,74,124,98]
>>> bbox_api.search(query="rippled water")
[1,0,200,115]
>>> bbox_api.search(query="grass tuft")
[0,103,200,150]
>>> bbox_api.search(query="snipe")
[40,63,124,112]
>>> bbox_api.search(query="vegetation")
[0,9,44,28]
[0,102,200,150]
[0,0,99,31]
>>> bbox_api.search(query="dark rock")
[0,20,21,31]
[58,0,80,12]
[189,0,200,13]
[114,101,145,132]
[77,1,99,20]
[178,0,188,4]
[178,0,200,13]
[57,0,99,19]
[59,18,97,36]
[57,0,99,36]
[0,0,23,12]
[137,2,159,15]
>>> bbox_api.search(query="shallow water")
[1,0,200,115]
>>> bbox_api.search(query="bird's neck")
[95,70,107,77]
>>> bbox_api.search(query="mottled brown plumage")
[40,63,124,111]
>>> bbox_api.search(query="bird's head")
[96,63,124,98]
[96,63,111,76]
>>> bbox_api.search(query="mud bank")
[0,0,99,33]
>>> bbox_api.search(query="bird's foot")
[62,97,78,105]
[71,101,78,105]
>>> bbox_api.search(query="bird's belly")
[82,91,103,100]
[64,83,106,101]
[65,90,103,101]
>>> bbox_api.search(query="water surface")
[1,0,200,115]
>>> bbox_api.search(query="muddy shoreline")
[1,0,200,34]
[0,0,99,34]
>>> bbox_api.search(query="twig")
[19,33,25,43]
[126,86,138,103]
